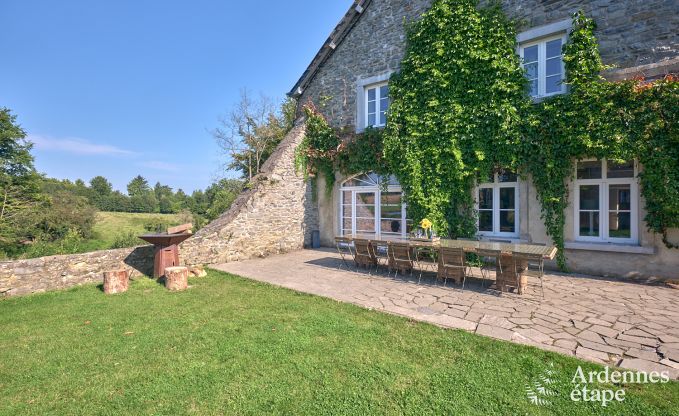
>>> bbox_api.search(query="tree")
[127,175,157,213]
[204,179,243,221]
[127,175,151,197]
[89,176,113,210]
[37,191,97,240]
[154,182,175,213]
[212,90,297,180]
[90,176,112,197]
[0,108,45,253]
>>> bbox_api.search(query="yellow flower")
[420,218,433,230]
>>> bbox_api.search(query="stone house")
[3,0,678,298]
[287,0,679,279]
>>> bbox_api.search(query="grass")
[14,212,185,259]
[0,270,677,415]
[88,211,185,249]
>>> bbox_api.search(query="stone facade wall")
[298,0,431,131]
[0,246,153,298]
[298,0,679,129]
[180,121,319,265]
[498,0,679,68]
[304,0,679,280]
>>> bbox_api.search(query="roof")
[287,0,373,98]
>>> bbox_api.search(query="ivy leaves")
[384,0,528,236]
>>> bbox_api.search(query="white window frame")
[364,82,389,129]
[476,173,520,238]
[356,72,392,133]
[339,175,408,239]
[519,33,567,98]
[573,159,639,244]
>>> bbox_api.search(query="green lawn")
[0,270,677,415]
[18,212,185,258]
[88,211,185,249]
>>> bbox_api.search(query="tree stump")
[165,266,189,291]
[103,270,129,294]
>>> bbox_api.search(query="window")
[340,173,410,238]
[574,160,638,243]
[520,35,566,98]
[365,83,389,128]
[476,170,519,237]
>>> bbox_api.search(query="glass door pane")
[341,191,352,236]
[380,192,403,237]
[609,184,631,238]
[499,187,516,233]
[478,188,493,232]
[579,185,600,237]
[355,191,376,237]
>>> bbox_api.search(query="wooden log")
[165,266,189,291]
[167,223,193,235]
[103,270,129,294]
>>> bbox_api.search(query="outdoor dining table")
[344,235,557,258]
[342,235,558,293]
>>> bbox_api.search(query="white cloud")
[138,160,181,172]
[28,134,137,156]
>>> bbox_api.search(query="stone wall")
[0,120,318,297]
[180,121,319,265]
[298,0,679,129]
[499,0,679,68]
[298,0,431,131]
[0,246,153,297]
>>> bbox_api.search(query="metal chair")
[353,239,377,274]
[476,249,502,289]
[512,251,545,297]
[437,247,466,289]
[387,242,414,278]
[335,237,355,271]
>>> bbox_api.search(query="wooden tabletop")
[342,235,557,260]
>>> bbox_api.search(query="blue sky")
[1,0,350,193]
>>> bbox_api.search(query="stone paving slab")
[213,248,679,379]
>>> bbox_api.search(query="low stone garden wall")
[0,246,153,298]
[1,119,319,298]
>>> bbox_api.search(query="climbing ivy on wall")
[520,11,679,267]
[296,105,389,193]
[383,0,530,238]
[299,1,679,270]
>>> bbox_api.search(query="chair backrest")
[439,247,465,267]
[353,239,373,257]
[388,242,412,261]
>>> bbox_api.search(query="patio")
[214,248,679,378]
